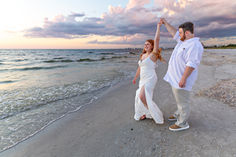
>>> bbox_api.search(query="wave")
[119,61,128,63]
[43,56,129,63]
[76,56,128,62]
[0,80,17,84]
[111,56,128,59]
[99,53,115,55]
[77,58,107,62]
[44,60,58,63]
[77,58,98,62]
[129,51,138,55]
[0,78,117,152]
[44,59,74,63]
[14,59,29,62]
[44,58,98,63]
[22,65,66,71]
[53,57,65,59]
[11,65,67,71]
[0,79,113,120]
[60,60,74,62]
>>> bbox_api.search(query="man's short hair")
[179,22,194,34]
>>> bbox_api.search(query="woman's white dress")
[134,56,164,124]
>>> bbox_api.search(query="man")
[161,18,204,131]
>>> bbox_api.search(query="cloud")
[24,1,160,38]
[88,33,176,48]
[24,0,236,46]
[155,0,236,38]
[88,33,150,45]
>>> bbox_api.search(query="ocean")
[0,49,141,152]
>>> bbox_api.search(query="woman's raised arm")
[153,21,162,54]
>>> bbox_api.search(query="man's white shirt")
[163,31,204,91]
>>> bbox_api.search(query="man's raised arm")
[161,18,177,38]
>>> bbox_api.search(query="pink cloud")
[24,0,236,47]
[126,0,150,10]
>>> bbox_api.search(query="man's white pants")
[172,87,191,127]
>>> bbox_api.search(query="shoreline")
[1,50,236,157]
[0,76,134,154]
[0,48,139,152]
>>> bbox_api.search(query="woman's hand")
[132,78,136,84]
[133,67,140,85]
[160,18,166,24]
[158,20,163,26]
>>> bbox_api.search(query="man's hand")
[159,18,177,37]
[179,78,186,88]
[179,66,194,88]
[132,78,136,84]
[160,18,167,24]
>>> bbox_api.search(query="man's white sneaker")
[169,124,190,131]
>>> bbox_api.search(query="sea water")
[0,49,140,152]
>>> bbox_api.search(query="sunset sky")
[0,0,236,49]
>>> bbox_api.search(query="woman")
[132,20,165,124]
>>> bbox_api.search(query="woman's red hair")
[140,39,164,62]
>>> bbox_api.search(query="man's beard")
[180,34,186,41]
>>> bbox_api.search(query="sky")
[0,0,236,49]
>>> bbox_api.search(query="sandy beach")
[1,50,236,157]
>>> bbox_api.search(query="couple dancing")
[132,18,204,131]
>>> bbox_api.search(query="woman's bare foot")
[140,115,146,120]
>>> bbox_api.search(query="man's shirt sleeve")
[186,43,203,69]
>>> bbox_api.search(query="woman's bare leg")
[139,86,148,109]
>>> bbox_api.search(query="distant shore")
[204,44,236,49]
[128,44,236,52]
